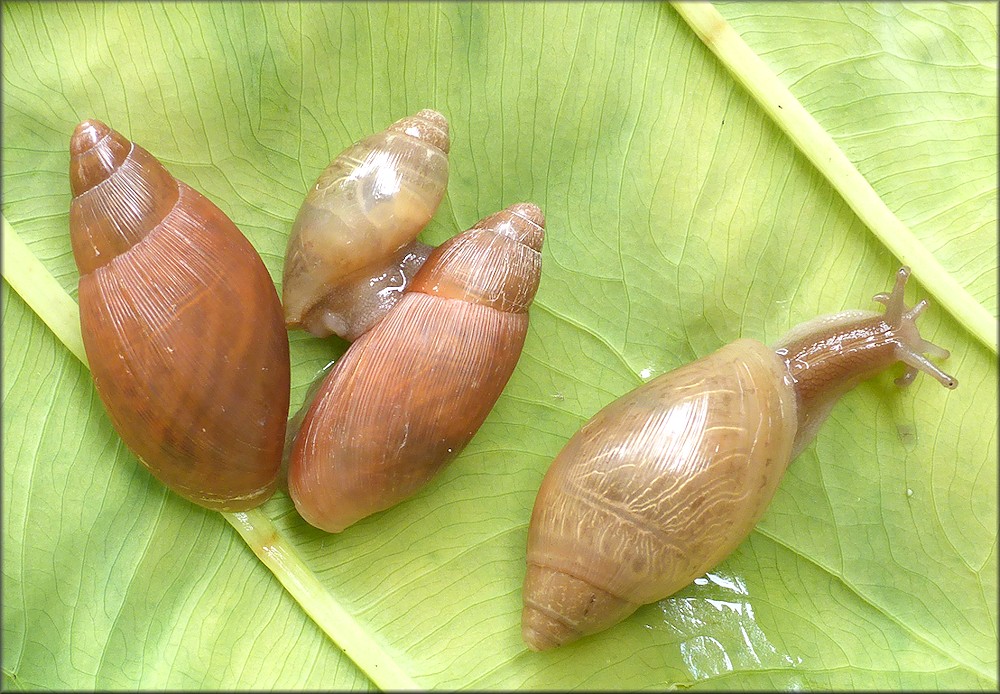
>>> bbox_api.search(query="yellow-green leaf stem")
[671,1,998,355]
[1,219,413,691]
[2,217,87,365]
[225,511,419,690]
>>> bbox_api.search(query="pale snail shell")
[69,119,290,511]
[289,203,545,533]
[282,109,450,340]
[522,267,956,650]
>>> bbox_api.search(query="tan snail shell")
[282,109,450,340]
[522,267,956,650]
[69,119,290,511]
[288,203,545,532]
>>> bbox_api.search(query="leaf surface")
[3,2,996,689]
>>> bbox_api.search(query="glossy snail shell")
[282,109,450,340]
[522,267,956,650]
[69,120,290,512]
[288,203,545,533]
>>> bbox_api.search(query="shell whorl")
[522,339,798,650]
[409,202,544,313]
[385,108,450,154]
[282,109,451,338]
[69,120,179,275]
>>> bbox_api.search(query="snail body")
[522,268,956,650]
[282,109,450,340]
[69,120,290,511]
[288,203,545,533]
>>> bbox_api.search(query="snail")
[288,202,545,532]
[282,109,450,341]
[521,267,957,651]
[69,119,290,511]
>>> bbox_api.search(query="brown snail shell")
[282,109,450,340]
[69,119,290,512]
[288,203,545,533]
[522,267,956,650]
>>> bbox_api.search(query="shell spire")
[69,119,180,275]
[408,202,544,311]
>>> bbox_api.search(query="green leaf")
[3,1,996,689]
